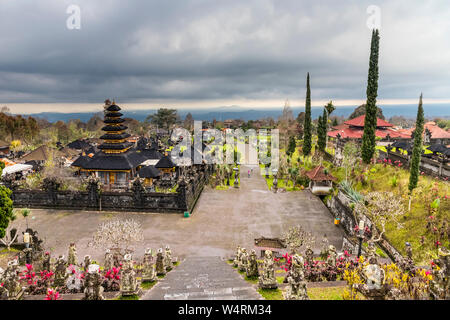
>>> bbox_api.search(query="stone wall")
[11,167,212,214]
[382,150,449,179]
[327,190,404,262]
[11,189,183,213]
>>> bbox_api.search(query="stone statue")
[0,259,24,300]
[320,235,329,260]
[233,246,241,268]
[42,251,51,272]
[83,255,91,272]
[326,245,337,267]
[66,266,82,293]
[120,254,141,297]
[104,249,114,271]
[258,250,277,289]
[429,248,450,300]
[283,254,309,300]
[164,245,173,271]
[155,248,166,276]
[142,248,156,283]
[83,264,105,300]
[112,249,122,268]
[239,248,249,272]
[68,243,77,266]
[304,246,314,267]
[246,250,259,278]
[366,240,377,261]
[354,257,388,300]
[54,255,68,288]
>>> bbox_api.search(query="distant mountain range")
[17,104,450,123]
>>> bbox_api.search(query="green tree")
[287,136,296,157]
[332,117,339,127]
[408,94,425,210]
[303,73,312,156]
[146,108,178,130]
[361,29,380,164]
[0,162,15,247]
[317,108,328,152]
[325,101,335,116]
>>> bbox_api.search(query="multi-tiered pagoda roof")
[98,104,133,153]
[72,102,162,172]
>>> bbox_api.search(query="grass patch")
[0,248,20,254]
[258,288,283,300]
[173,261,180,266]
[117,294,139,300]
[276,276,285,284]
[141,281,157,290]
[307,287,345,300]
[157,274,166,279]
[244,275,259,284]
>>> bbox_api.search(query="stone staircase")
[142,256,263,300]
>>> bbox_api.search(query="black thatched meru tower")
[99,101,132,154]
[72,100,145,188]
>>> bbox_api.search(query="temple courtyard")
[6,165,344,264]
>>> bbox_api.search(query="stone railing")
[327,190,404,262]
[381,150,449,179]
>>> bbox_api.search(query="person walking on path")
[248,169,251,178]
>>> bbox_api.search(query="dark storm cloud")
[0,0,449,105]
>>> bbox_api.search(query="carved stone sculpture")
[326,245,337,267]
[366,240,377,261]
[54,255,68,288]
[83,255,91,272]
[239,248,249,272]
[0,259,24,300]
[42,251,51,272]
[164,245,173,271]
[304,246,314,267]
[120,254,141,297]
[283,254,309,300]
[246,250,259,278]
[258,250,277,289]
[68,243,77,266]
[66,266,82,293]
[83,264,105,300]
[142,248,156,282]
[104,249,114,271]
[233,246,241,268]
[354,257,389,300]
[155,248,166,276]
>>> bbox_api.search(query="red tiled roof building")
[327,115,410,140]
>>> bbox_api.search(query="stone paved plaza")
[8,165,344,264]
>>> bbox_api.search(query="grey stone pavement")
[142,256,262,300]
[7,165,344,265]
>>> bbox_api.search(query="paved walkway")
[6,165,344,266]
[142,256,262,300]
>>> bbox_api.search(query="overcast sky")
[1,0,450,113]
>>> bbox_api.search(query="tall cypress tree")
[361,29,380,164]
[303,73,312,156]
[408,94,424,194]
[317,108,328,152]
